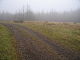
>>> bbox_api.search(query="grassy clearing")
[0,24,17,60]
[21,22,80,52]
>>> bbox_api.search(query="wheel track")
[2,23,56,60]
[1,23,80,60]
[14,24,80,60]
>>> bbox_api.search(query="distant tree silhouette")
[0,9,80,22]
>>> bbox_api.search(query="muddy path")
[1,23,80,60]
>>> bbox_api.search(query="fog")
[0,0,80,22]
[0,0,80,13]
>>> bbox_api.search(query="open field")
[0,21,80,60]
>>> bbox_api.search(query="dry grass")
[20,21,80,52]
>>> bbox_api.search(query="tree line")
[0,9,80,22]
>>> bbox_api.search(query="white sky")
[0,0,80,13]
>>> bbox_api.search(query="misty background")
[0,0,80,22]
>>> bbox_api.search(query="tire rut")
[14,24,80,60]
[1,23,80,60]
[2,23,56,60]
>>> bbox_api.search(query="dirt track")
[2,23,80,60]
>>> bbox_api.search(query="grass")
[0,24,17,60]
[21,22,80,52]
[15,26,65,60]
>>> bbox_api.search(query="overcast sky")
[0,0,80,13]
